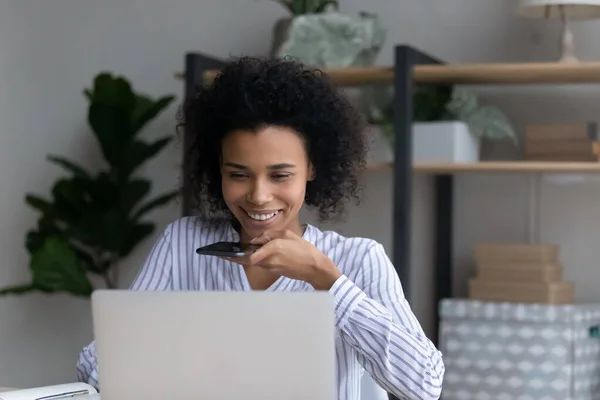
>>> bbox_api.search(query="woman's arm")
[331,243,444,400]
[76,228,174,389]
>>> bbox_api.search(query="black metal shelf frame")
[392,46,452,344]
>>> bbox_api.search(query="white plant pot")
[413,121,480,163]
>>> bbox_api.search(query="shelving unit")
[368,161,600,174]
[175,60,600,86]
[177,46,600,349]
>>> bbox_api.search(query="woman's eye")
[229,173,247,180]
[272,174,290,181]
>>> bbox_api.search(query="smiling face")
[220,125,314,242]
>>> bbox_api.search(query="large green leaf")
[26,230,47,255]
[25,216,64,254]
[67,213,114,249]
[83,89,93,102]
[25,195,55,215]
[25,194,79,225]
[51,178,93,216]
[310,0,338,13]
[117,137,172,177]
[89,73,135,113]
[66,179,153,252]
[25,211,104,276]
[0,284,39,296]
[446,88,517,144]
[47,156,91,179]
[118,180,151,214]
[272,0,337,14]
[446,87,479,119]
[88,103,132,165]
[86,172,120,209]
[414,86,453,122]
[133,191,179,220]
[29,237,94,297]
[464,105,518,144]
[67,205,136,254]
[70,210,154,258]
[71,246,102,274]
[131,95,175,135]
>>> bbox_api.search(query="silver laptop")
[91,290,336,400]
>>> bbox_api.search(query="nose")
[246,179,273,205]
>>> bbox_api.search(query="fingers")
[219,255,251,265]
[250,235,270,245]
[247,240,280,265]
[217,243,276,266]
[250,231,277,244]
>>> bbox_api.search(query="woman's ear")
[307,163,316,181]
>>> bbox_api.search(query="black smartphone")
[195,241,261,257]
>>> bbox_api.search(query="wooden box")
[473,243,558,264]
[524,122,598,161]
[475,262,563,283]
[468,279,574,304]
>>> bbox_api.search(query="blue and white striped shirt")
[76,217,444,400]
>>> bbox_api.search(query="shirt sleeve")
[330,243,444,400]
[76,228,174,390]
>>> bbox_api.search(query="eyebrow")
[223,162,296,170]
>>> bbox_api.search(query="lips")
[246,210,279,221]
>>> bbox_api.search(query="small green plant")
[0,73,177,297]
[445,88,517,143]
[364,85,517,147]
[269,0,338,15]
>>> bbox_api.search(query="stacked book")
[468,243,575,304]
[524,122,599,161]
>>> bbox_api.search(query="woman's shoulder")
[308,224,379,250]
[308,225,393,284]
[308,224,387,265]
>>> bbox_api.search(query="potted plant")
[268,0,385,69]
[0,73,178,297]
[269,0,338,58]
[364,85,517,163]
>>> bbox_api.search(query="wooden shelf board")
[415,62,600,85]
[366,161,600,173]
[176,61,600,87]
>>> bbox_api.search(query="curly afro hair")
[181,56,367,222]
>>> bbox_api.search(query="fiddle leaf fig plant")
[0,72,177,297]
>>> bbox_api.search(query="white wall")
[0,0,285,387]
[1,0,600,388]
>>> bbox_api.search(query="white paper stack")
[0,382,98,400]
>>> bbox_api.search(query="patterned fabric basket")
[439,299,600,400]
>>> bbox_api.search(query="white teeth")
[247,211,278,221]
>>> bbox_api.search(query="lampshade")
[517,0,600,62]
[517,0,600,19]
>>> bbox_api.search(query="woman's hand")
[226,230,342,290]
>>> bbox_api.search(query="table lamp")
[517,0,600,63]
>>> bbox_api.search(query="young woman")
[76,57,444,400]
